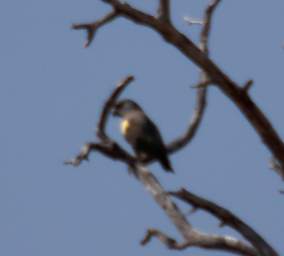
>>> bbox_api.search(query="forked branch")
[72,10,118,48]
[66,75,271,256]
[68,1,280,256]
[170,188,278,256]
[87,0,284,179]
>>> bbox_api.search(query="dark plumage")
[112,99,173,172]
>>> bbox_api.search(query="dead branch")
[140,228,257,256]
[96,75,134,141]
[91,0,284,179]
[72,10,118,48]
[64,141,136,167]
[200,0,221,55]
[167,83,207,153]
[170,188,278,256]
[140,228,192,250]
[65,75,136,167]
[158,0,171,23]
[243,79,254,93]
[135,165,257,256]
[68,1,280,256]
[66,75,261,256]
[167,0,220,153]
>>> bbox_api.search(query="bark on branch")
[158,0,171,23]
[140,228,257,256]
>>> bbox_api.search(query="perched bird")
[112,99,173,172]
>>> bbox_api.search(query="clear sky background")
[1,1,284,255]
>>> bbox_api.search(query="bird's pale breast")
[121,119,131,135]
[120,117,142,144]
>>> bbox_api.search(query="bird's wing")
[140,117,173,172]
[140,117,167,152]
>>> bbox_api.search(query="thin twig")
[72,10,118,48]
[184,17,204,26]
[200,0,221,54]
[141,229,191,249]
[96,75,134,141]
[158,0,171,23]
[243,79,254,93]
[65,142,136,167]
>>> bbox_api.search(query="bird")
[112,99,173,172]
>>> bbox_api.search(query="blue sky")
[1,1,284,255]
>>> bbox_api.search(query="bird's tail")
[159,155,174,173]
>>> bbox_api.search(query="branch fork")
[71,0,284,178]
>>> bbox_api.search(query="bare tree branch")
[135,165,258,256]
[96,75,134,141]
[167,0,220,153]
[97,0,284,180]
[170,188,278,256]
[72,10,118,48]
[68,2,281,256]
[167,84,207,153]
[158,0,171,23]
[67,75,261,256]
[140,228,257,256]
[200,0,221,55]
[64,143,104,166]
[65,75,136,167]
[141,229,186,249]
[64,141,136,167]
[243,79,254,93]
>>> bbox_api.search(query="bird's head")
[112,99,142,117]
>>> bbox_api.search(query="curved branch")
[68,2,281,256]
[167,0,220,153]
[65,75,136,167]
[170,188,278,256]
[167,86,207,153]
[71,2,216,158]
[100,0,284,180]
[66,76,261,256]
[96,75,134,141]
